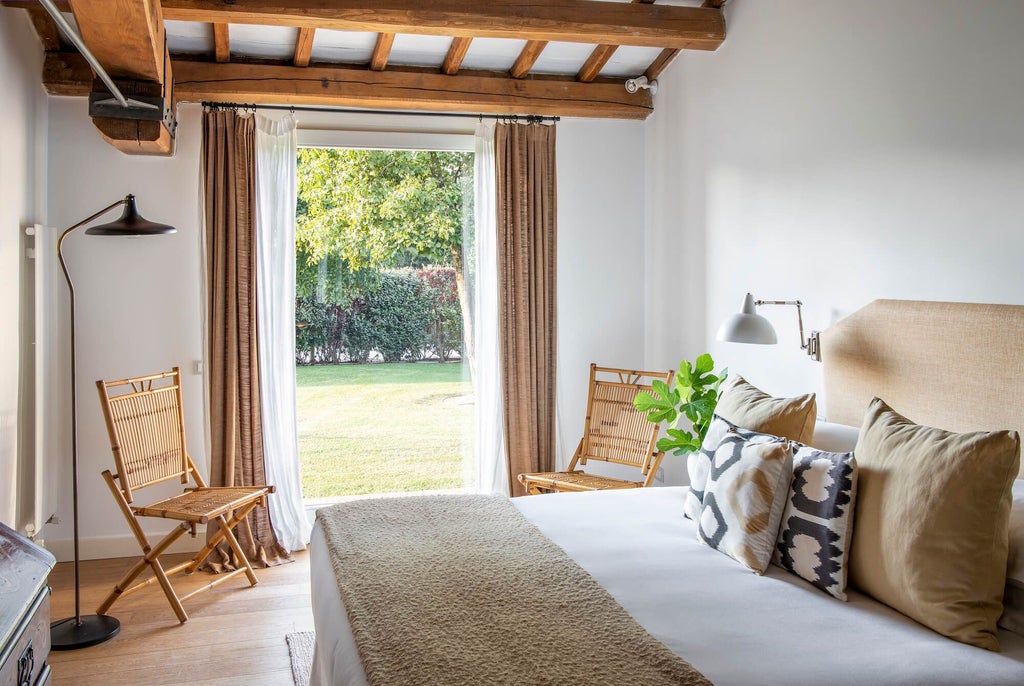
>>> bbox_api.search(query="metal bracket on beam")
[88,92,177,136]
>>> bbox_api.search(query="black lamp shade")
[85,194,176,236]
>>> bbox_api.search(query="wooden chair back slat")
[96,367,189,503]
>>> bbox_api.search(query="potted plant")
[634,353,728,456]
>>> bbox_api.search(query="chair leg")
[149,557,189,623]
[97,522,188,616]
[217,514,259,586]
[184,501,260,574]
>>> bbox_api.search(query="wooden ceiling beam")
[70,0,165,81]
[294,26,315,66]
[577,44,616,83]
[161,0,726,51]
[644,48,680,82]
[370,32,395,71]
[25,6,63,52]
[441,37,472,76]
[577,0,657,84]
[510,40,547,80]
[213,23,230,63]
[44,53,654,120]
[67,0,174,155]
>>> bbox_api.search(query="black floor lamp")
[50,194,176,650]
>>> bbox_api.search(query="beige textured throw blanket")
[317,494,711,686]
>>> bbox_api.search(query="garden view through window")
[295,146,476,500]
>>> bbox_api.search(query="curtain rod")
[201,101,559,123]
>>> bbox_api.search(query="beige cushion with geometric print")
[696,433,794,574]
[850,398,1020,651]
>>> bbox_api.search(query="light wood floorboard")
[48,550,314,686]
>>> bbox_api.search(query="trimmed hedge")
[296,267,463,364]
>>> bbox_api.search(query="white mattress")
[309,487,1024,685]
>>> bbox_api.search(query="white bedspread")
[310,487,1024,685]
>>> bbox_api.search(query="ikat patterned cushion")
[697,432,793,574]
[685,415,778,520]
[773,446,858,600]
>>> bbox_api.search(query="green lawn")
[297,362,473,498]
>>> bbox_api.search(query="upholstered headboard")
[820,299,1024,477]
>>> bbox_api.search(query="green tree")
[296,148,475,367]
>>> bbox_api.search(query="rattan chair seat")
[520,470,643,493]
[134,486,273,523]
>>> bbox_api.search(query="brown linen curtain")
[202,109,289,568]
[495,122,558,497]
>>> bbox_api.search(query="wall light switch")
[655,467,665,483]
[193,360,204,375]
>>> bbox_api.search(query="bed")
[309,299,1024,685]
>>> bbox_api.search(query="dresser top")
[0,522,56,652]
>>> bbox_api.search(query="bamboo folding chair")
[518,364,674,494]
[95,367,274,623]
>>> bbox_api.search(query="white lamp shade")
[716,293,778,345]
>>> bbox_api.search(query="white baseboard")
[44,532,205,563]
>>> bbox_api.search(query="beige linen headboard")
[820,299,1024,477]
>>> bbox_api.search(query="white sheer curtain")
[255,113,311,550]
[473,122,508,495]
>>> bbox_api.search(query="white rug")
[286,631,315,686]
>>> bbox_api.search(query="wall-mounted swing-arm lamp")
[716,293,821,361]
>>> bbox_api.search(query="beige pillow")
[850,398,1020,651]
[684,378,815,520]
[715,375,817,444]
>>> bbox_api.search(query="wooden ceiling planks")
[159,0,726,51]
[5,0,730,152]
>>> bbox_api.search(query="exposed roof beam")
[644,48,680,82]
[369,32,395,71]
[441,37,472,76]
[213,23,230,63]
[578,0,656,84]
[294,26,314,66]
[577,44,616,83]
[68,0,174,155]
[160,0,726,51]
[45,53,654,120]
[510,40,547,80]
[70,0,165,81]
[25,7,63,51]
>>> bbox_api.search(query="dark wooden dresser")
[0,522,55,686]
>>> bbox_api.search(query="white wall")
[0,10,46,532]
[646,0,1024,471]
[40,101,650,557]
[44,100,208,559]
[555,119,648,471]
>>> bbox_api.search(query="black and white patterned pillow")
[697,432,794,574]
[685,415,777,520]
[773,446,858,600]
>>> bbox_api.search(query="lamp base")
[51,614,120,650]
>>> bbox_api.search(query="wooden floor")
[47,550,314,686]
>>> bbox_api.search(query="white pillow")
[809,420,860,453]
[999,479,1024,634]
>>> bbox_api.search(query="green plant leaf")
[694,353,714,375]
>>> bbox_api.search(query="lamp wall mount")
[625,75,659,95]
[754,299,821,361]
